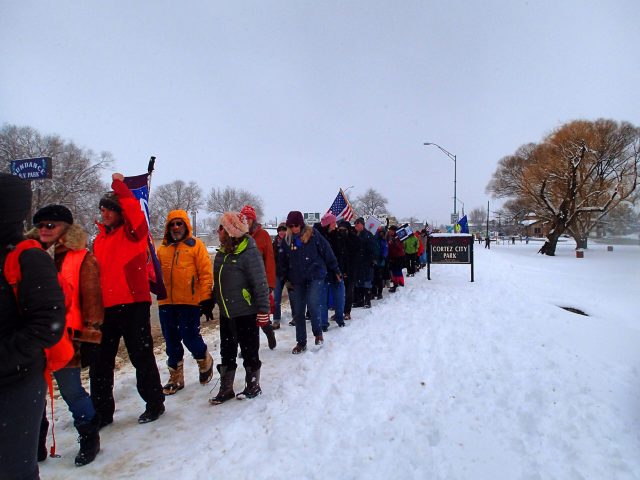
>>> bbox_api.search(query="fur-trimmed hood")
[25,223,88,252]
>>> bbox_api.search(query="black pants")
[373,265,386,297]
[0,371,46,480]
[406,253,418,275]
[90,302,164,421]
[219,314,261,371]
[343,275,354,314]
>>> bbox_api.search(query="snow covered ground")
[40,242,640,480]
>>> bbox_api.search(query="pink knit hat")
[220,211,249,238]
[240,205,257,221]
[321,212,336,227]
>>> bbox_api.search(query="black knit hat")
[337,220,351,229]
[0,173,32,224]
[33,204,73,225]
[354,217,365,225]
[99,192,122,214]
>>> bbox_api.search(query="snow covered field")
[40,242,640,480]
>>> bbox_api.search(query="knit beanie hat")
[240,205,257,221]
[337,220,351,229]
[277,222,287,232]
[354,217,365,225]
[0,173,32,224]
[220,211,249,238]
[33,204,73,225]
[286,211,304,227]
[99,192,122,214]
[321,212,336,227]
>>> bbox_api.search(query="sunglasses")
[288,224,300,228]
[169,221,184,227]
[35,222,58,230]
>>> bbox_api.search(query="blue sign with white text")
[10,157,53,180]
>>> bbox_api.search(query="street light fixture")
[424,142,457,221]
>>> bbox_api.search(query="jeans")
[54,367,96,427]
[321,280,345,327]
[90,302,164,421]
[273,276,284,320]
[159,305,208,368]
[291,278,324,345]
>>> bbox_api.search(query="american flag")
[327,189,356,221]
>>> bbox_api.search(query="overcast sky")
[1,0,638,226]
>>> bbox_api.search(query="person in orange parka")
[240,205,277,349]
[156,210,214,396]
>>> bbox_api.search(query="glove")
[256,312,270,327]
[199,298,215,321]
[80,343,100,368]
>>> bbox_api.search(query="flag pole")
[147,156,156,192]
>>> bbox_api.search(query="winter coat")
[157,210,213,306]
[273,236,287,278]
[0,242,65,390]
[374,233,389,267]
[353,229,376,283]
[213,236,270,319]
[93,179,151,307]
[26,224,104,369]
[328,228,357,279]
[250,223,276,290]
[402,234,420,255]
[279,226,340,285]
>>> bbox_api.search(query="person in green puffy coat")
[402,231,420,276]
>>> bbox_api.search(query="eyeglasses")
[169,221,184,227]
[35,222,57,230]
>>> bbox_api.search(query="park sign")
[427,233,474,282]
[10,157,52,180]
[304,212,320,225]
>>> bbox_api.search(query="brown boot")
[196,351,214,385]
[162,362,184,395]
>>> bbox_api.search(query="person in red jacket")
[240,205,277,349]
[91,173,165,427]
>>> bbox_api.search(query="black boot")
[236,366,261,399]
[389,283,397,293]
[364,289,372,309]
[75,416,101,466]
[262,323,277,350]
[209,365,236,405]
[352,287,364,308]
[38,413,49,462]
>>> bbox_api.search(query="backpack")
[3,239,75,372]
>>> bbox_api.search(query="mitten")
[199,298,215,321]
[256,312,270,327]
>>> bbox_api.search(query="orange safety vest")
[57,249,88,334]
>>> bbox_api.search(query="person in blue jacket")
[279,211,340,354]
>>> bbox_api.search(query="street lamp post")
[424,142,457,221]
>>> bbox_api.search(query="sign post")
[427,233,474,282]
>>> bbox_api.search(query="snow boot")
[38,414,49,462]
[364,290,372,309]
[209,365,236,405]
[292,343,307,354]
[389,284,397,293]
[162,361,184,395]
[272,321,281,330]
[74,416,101,466]
[262,323,277,350]
[315,334,324,346]
[196,351,214,385]
[138,403,165,424]
[236,366,262,399]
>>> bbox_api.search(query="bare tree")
[468,207,487,229]
[149,180,203,235]
[354,188,388,217]
[0,124,112,231]
[205,186,264,219]
[487,119,639,255]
